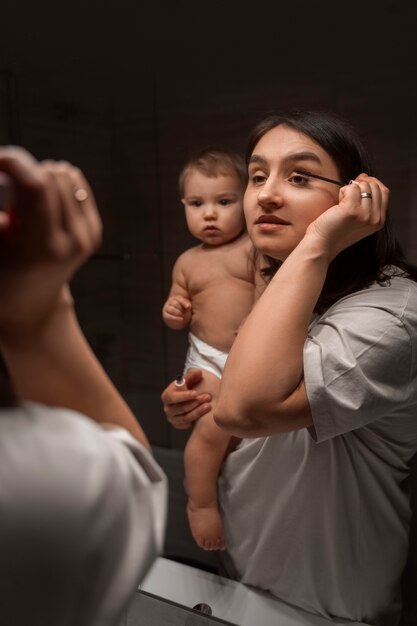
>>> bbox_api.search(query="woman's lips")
[254,215,290,231]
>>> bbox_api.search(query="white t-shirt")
[218,275,417,626]
[0,402,167,626]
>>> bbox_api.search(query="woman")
[162,109,417,625]
[0,147,167,626]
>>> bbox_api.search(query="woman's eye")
[288,174,309,185]
[251,175,265,185]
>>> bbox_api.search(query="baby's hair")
[179,146,247,197]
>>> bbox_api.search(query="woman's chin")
[248,232,288,260]
[256,244,287,262]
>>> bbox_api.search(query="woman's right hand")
[161,369,212,429]
[305,173,389,262]
[0,147,101,342]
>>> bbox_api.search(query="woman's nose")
[257,179,283,210]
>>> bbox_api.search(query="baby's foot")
[187,502,225,551]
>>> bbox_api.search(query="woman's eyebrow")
[285,151,323,166]
[248,154,268,166]
[248,151,323,167]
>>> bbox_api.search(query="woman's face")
[244,125,341,261]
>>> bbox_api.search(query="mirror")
[1,3,417,623]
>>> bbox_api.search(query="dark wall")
[1,0,417,584]
[1,0,416,451]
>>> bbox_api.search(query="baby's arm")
[162,256,192,330]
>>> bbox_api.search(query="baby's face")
[182,169,245,246]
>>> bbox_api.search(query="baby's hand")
[163,295,192,329]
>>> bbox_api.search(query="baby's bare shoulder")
[237,233,255,257]
[229,233,254,255]
[174,244,204,268]
[208,233,251,259]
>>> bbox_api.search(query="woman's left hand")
[305,173,389,261]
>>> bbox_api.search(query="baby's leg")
[184,370,230,551]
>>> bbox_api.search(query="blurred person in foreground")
[0,147,167,626]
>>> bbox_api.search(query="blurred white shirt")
[0,402,167,626]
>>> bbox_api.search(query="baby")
[163,146,259,550]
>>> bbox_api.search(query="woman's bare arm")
[215,176,389,437]
[0,148,149,447]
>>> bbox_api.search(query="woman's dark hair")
[247,108,417,312]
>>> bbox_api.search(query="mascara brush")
[295,170,346,187]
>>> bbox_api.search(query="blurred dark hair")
[0,357,17,408]
[247,108,417,312]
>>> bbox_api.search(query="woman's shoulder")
[310,275,417,350]
[0,403,115,476]
[329,273,417,318]
[0,402,165,522]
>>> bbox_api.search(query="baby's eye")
[287,173,309,186]
[189,200,202,207]
[218,198,232,206]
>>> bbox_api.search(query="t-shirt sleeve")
[81,425,168,624]
[304,288,416,443]
[104,426,167,557]
[0,405,168,626]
